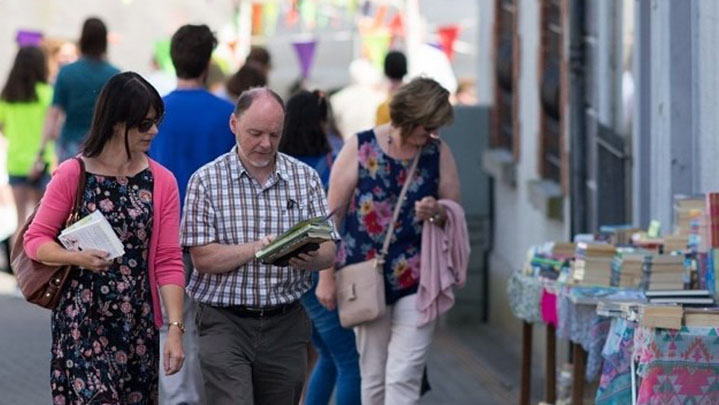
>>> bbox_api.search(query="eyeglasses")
[137,118,160,133]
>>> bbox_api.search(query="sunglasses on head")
[137,118,160,133]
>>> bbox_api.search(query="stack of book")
[600,225,641,246]
[646,289,714,306]
[639,304,683,330]
[612,250,646,288]
[684,307,719,327]
[706,192,719,249]
[646,255,686,290]
[551,242,577,259]
[255,216,334,266]
[572,243,616,286]
[663,234,689,253]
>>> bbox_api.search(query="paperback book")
[58,210,124,259]
[255,216,334,266]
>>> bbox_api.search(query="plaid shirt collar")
[229,145,291,185]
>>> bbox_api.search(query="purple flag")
[16,30,43,47]
[292,40,317,79]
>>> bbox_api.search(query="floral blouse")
[336,129,440,304]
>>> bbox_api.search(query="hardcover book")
[254,216,334,266]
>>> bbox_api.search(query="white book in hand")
[58,210,125,260]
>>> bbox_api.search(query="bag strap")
[378,150,422,261]
[67,157,87,225]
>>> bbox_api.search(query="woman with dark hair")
[279,90,360,405]
[0,46,54,235]
[24,72,186,404]
[43,17,120,163]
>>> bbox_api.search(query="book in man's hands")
[58,210,125,260]
[255,216,334,267]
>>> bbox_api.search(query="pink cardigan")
[24,157,185,329]
[416,199,470,326]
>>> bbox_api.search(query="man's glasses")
[137,118,160,133]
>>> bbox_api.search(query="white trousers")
[159,254,206,405]
[355,293,436,405]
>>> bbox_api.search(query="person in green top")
[0,46,55,232]
[43,17,120,163]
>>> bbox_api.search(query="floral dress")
[51,169,157,405]
[336,130,439,304]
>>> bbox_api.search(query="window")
[491,0,519,158]
[538,0,566,186]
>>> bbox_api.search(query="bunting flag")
[373,5,388,29]
[299,0,317,30]
[362,29,391,69]
[263,0,280,36]
[252,3,264,36]
[437,25,460,61]
[346,0,358,18]
[16,29,43,47]
[292,39,317,78]
[153,39,174,74]
[388,12,404,37]
[285,1,300,28]
[361,0,371,16]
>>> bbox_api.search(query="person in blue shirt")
[149,25,235,211]
[279,90,360,405]
[149,24,235,405]
[43,17,120,162]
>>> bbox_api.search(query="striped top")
[181,146,335,307]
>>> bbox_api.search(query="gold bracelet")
[168,321,185,334]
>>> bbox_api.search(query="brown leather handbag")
[11,157,86,309]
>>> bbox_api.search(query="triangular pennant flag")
[293,39,317,79]
[285,1,300,28]
[263,1,280,36]
[362,30,391,69]
[437,25,460,61]
[361,0,371,16]
[252,3,264,36]
[346,0,358,18]
[300,0,317,30]
[16,29,43,47]
[373,5,388,29]
[388,13,404,37]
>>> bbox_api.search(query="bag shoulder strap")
[378,150,422,261]
[67,157,87,225]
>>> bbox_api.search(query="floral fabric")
[337,130,439,305]
[51,169,157,405]
[634,325,719,404]
[506,272,543,324]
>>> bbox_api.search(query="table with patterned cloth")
[507,271,544,324]
[633,325,719,404]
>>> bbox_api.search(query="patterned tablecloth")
[634,325,719,404]
[506,272,544,324]
[596,317,636,405]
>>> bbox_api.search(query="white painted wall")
[482,0,567,334]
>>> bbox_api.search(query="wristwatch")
[168,321,185,334]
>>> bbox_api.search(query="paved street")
[0,288,524,405]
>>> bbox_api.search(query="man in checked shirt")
[180,87,337,404]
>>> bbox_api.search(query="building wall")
[479,0,567,345]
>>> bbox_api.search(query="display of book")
[255,216,334,266]
[58,210,125,259]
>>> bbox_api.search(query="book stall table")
[507,271,647,405]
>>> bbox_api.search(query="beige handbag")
[336,151,421,328]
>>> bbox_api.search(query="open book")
[58,210,125,260]
[255,216,334,267]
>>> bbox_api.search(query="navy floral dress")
[336,130,440,304]
[51,169,157,405]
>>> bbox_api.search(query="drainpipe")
[569,0,588,237]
